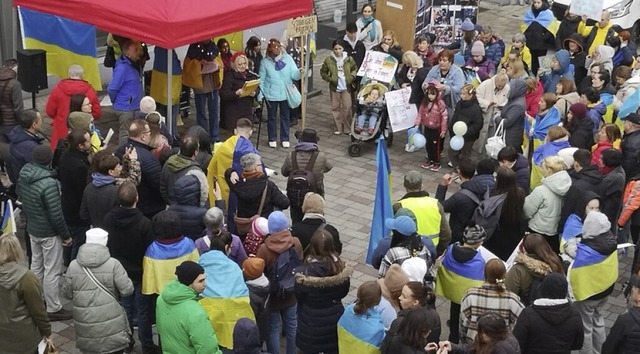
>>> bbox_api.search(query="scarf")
[242,170,264,179]
[360,16,377,42]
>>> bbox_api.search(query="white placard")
[570,0,604,21]
[385,87,417,132]
[356,51,399,83]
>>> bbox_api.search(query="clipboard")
[240,79,261,97]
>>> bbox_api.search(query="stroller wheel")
[348,143,362,157]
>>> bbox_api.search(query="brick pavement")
[18,3,633,353]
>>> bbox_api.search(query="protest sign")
[385,87,417,132]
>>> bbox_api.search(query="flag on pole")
[366,137,393,265]
[2,200,16,235]
[18,7,102,90]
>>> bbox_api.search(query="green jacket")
[156,280,222,354]
[17,163,70,239]
[320,54,357,92]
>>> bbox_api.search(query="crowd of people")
[4,1,640,354]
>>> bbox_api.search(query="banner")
[385,87,417,132]
[357,51,398,83]
[570,0,604,22]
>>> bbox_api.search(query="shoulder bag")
[485,119,506,159]
[277,61,302,109]
[234,183,268,235]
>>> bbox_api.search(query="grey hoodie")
[524,170,572,235]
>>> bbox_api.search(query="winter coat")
[424,65,465,107]
[563,34,588,85]
[556,15,581,49]
[602,306,640,354]
[622,129,640,180]
[387,308,441,345]
[436,174,496,243]
[447,38,475,63]
[320,53,357,92]
[195,230,247,267]
[523,170,572,236]
[8,126,44,183]
[233,317,267,354]
[448,98,483,142]
[586,102,606,135]
[281,142,332,197]
[614,76,640,111]
[257,53,301,102]
[476,76,510,114]
[156,280,223,354]
[0,66,22,128]
[294,262,352,354]
[559,166,605,232]
[45,78,102,148]
[107,55,142,111]
[484,37,506,67]
[0,262,51,354]
[513,298,584,354]
[103,206,155,282]
[160,154,202,205]
[246,276,270,345]
[525,80,543,118]
[186,125,212,172]
[568,115,594,149]
[416,99,448,136]
[220,69,260,130]
[62,243,134,354]
[613,46,635,68]
[500,45,533,70]
[513,153,531,195]
[578,20,617,55]
[396,66,430,106]
[225,170,289,218]
[57,148,90,227]
[464,58,496,81]
[591,139,620,166]
[522,4,556,51]
[499,78,527,149]
[371,236,437,271]
[342,35,366,68]
[291,215,342,257]
[540,50,573,93]
[602,165,626,227]
[505,254,553,306]
[168,172,208,239]
[116,139,164,218]
[450,333,521,354]
[17,163,70,239]
[554,91,580,122]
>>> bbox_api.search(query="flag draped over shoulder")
[366,137,393,265]
[141,237,199,295]
[560,213,582,252]
[619,87,640,120]
[2,200,16,235]
[569,243,618,301]
[520,10,558,35]
[150,47,183,105]
[436,244,486,304]
[337,304,385,354]
[18,7,101,90]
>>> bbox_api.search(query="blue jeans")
[195,90,219,142]
[122,281,155,351]
[357,113,378,129]
[267,304,297,354]
[266,100,290,143]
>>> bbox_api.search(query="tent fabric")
[14,0,313,49]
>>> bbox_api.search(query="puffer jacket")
[540,50,573,93]
[17,163,70,239]
[484,37,506,67]
[0,66,23,127]
[603,306,640,354]
[225,170,290,218]
[416,98,448,135]
[614,75,640,111]
[0,262,51,354]
[505,253,553,306]
[62,243,134,354]
[559,165,604,233]
[8,126,44,183]
[257,53,301,102]
[320,53,357,92]
[294,262,352,354]
[448,97,483,142]
[160,154,201,205]
[512,154,531,195]
[622,129,640,181]
[568,115,594,149]
[168,171,208,239]
[523,170,572,236]
[618,179,640,227]
[281,142,332,196]
[499,78,527,150]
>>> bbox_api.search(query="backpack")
[267,247,302,298]
[286,151,318,207]
[459,187,507,239]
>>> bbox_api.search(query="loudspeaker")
[16,49,48,92]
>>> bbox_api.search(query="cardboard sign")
[357,51,399,83]
[385,87,418,132]
[570,0,604,21]
[286,16,317,37]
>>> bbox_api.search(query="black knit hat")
[539,272,568,299]
[175,261,204,286]
[152,210,183,239]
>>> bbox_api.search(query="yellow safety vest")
[399,196,442,246]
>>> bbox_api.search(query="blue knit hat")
[268,211,289,233]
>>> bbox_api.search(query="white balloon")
[450,135,465,151]
[452,121,468,136]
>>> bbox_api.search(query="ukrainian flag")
[18,7,101,91]
[619,87,640,120]
[520,9,558,36]
[560,214,582,253]
[600,92,615,125]
[199,250,254,349]
[569,243,618,301]
[142,237,199,295]
[436,244,486,304]
[1,200,16,235]
[366,137,393,265]
[150,47,182,105]
[337,304,385,354]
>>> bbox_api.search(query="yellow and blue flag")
[18,7,101,90]
[520,10,558,35]
[337,304,385,354]
[619,87,640,120]
[1,200,16,235]
[569,243,618,301]
[436,244,486,304]
[366,137,393,265]
[142,237,199,295]
[560,214,582,253]
[150,47,182,105]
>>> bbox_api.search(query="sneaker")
[48,308,73,321]
[447,161,453,168]
[355,127,363,134]
[268,141,277,148]
[430,163,441,172]
[405,144,416,153]
[282,141,290,148]
[421,161,432,169]
[334,131,342,135]
[368,128,374,135]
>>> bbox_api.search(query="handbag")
[486,119,506,159]
[234,183,268,235]
[277,68,302,109]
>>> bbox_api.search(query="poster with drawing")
[357,51,399,83]
[386,87,418,132]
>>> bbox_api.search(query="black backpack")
[286,151,318,207]
[459,187,507,240]
[267,247,302,298]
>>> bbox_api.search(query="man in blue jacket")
[108,38,143,145]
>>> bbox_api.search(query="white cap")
[86,228,108,246]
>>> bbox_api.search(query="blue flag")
[366,137,393,265]
[619,86,640,119]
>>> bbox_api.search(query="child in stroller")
[356,87,384,135]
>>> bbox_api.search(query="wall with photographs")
[415,0,478,48]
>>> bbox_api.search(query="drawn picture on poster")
[357,51,399,83]
[386,87,418,132]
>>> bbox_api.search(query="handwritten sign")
[385,87,417,132]
[570,0,604,21]
[286,16,318,37]
[357,51,399,83]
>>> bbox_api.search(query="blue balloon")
[450,135,465,151]
[411,133,427,149]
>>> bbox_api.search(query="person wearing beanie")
[290,192,342,258]
[255,210,303,354]
[540,49,574,93]
[465,40,495,81]
[195,207,247,266]
[62,227,134,354]
[435,224,488,343]
[566,102,594,149]
[603,274,640,354]
[446,18,478,62]
[139,96,157,115]
[242,217,270,257]
[513,272,584,354]
[378,215,432,279]
[156,261,223,354]
[377,263,409,313]
[243,257,271,347]
[233,318,269,354]
[142,210,199,296]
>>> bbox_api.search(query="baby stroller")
[348,81,394,157]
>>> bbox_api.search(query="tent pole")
[300,35,306,130]
[167,48,173,136]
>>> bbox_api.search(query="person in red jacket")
[45,64,101,149]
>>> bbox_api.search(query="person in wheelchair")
[356,87,384,135]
